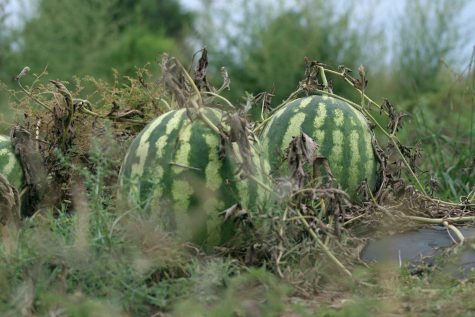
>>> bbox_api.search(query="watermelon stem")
[402,216,465,244]
[176,60,225,138]
[275,207,289,278]
[197,107,222,135]
[78,106,146,125]
[442,221,464,244]
[404,215,475,224]
[202,91,236,110]
[318,66,332,94]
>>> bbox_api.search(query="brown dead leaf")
[227,112,255,174]
[287,132,318,188]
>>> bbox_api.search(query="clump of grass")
[173,267,289,317]
[0,127,194,315]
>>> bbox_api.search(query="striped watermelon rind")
[259,95,378,198]
[119,107,270,248]
[0,135,25,191]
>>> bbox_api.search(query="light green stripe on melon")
[347,106,375,181]
[170,117,197,240]
[172,179,194,241]
[347,104,370,130]
[329,130,344,178]
[150,110,186,201]
[346,104,376,188]
[129,114,168,180]
[252,142,271,208]
[333,109,344,127]
[232,143,250,209]
[315,103,327,128]
[253,151,267,207]
[312,99,327,147]
[203,133,223,246]
[315,130,325,146]
[260,129,270,164]
[204,198,221,246]
[171,121,194,173]
[280,112,306,152]
[296,96,313,110]
[348,130,361,189]
[365,132,376,185]
[204,133,223,192]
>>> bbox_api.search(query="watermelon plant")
[119,107,271,249]
[0,135,25,190]
[259,94,378,198]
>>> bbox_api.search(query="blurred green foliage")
[116,0,193,38]
[0,0,192,84]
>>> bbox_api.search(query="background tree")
[116,0,193,39]
[105,0,194,75]
[10,0,120,79]
[1,0,193,82]
[195,0,383,106]
[0,0,12,82]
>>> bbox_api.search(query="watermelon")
[119,107,270,248]
[259,95,378,198]
[0,135,25,191]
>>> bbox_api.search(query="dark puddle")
[360,226,475,277]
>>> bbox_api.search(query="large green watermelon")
[259,95,378,198]
[119,107,270,248]
[0,135,25,191]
